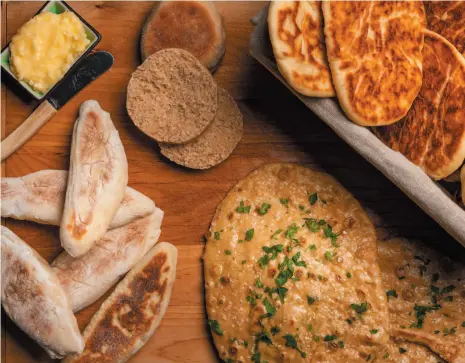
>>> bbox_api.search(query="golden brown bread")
[373,30,465,180]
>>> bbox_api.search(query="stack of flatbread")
[1,100,177,362]
[126,48,243,170]
[204,163,465,363]
[268,1,465,206]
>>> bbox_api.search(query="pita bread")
[322,1,425,126]
[127,48,218,144]
[268,1,335,97]
[159,88,243,169]
[373,30,465,180]
[63,242,177,363]
[425,1,465,55]
[204,163,389,362]
[61,100,128,257]
[52,210,163,312]
[378,238,465,363]
[141,1,226,72]
[1,226,84,359]
[1,170,155,229]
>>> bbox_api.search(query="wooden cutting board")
[1,2,461,362]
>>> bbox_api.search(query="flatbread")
[425,1,465,55]
[159,88,243,169]
[322,1,425,126]
[378,238,465,362]
[141,1,226,72]
[382,337,445,363]
[61,100,128,257]
[204,163,389,363]
[127,48,218,144]
[63,242,177,363]
[268,1,335,97]
[373,30,465,180]
[462,165,465,203]
[1,170,155,229]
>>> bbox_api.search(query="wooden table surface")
[1,2,464,363]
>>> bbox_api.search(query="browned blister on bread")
[322,1,425,126]
[141,1,226,72]
[374,31,465,180]
[268,1,335,97]
[426,1,465,55]
[1,170,155,229]
[1,226,84,359]
[63,242,177,363]
[378,238,465,363]
[127,48,218,144]
[159,88,243,169]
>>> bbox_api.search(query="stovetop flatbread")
[268,1,335,97]
[426,1,465,55]
[204,163,389,363]
[373,30,465,180]
[378,238,465,363]
[322,1,425,126]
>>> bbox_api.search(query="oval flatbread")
[426,1,465,55]
[378,238,465,363]
[127,48,218,144]
[322,1,425,126]
[268,1,335,97]
[204,163,389,363]
[373,30,465,180]
[159,88,242,169]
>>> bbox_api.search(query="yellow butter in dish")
[9,12,90,93]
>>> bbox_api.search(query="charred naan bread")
[268,1,335,97]
[322,1,425,126]
[426,1,465,55]
[1,226,84,359]
[1,170,155,229]
[52,210,163,312]
[63,242,177,363]
[373,30,465,180]
[204,163,389,363]
[378,238,465,363]
[61,100,128,257]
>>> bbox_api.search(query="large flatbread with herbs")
[204,163,389,363]
[378,238,465,363]
[322,1,425,126]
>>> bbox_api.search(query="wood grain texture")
[1,2,464,363]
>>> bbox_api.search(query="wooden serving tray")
[249,6,465,247]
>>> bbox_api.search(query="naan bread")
[373,30,465,180]
[268,1,335,97]
[322,1,425,126]
[378,238,465,363]
[52,210,163,312]
[204,163,389,362]
[425,1,465,55]
[382,337,445,363]
[1,170,155,229]
[61,100,128,257]
[1,226,84,359]
[63,242,177,363]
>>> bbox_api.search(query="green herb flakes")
[224,249,231,255]
[270,229,282,239]
[346,272,352,278]
[308,192,318,205]
[308,296,317,305]
[386,290,398,301]
[399,348,407,354]
[214,231,221,240]
[279,198,289,208]
[370,329,379,334]
[338,340,344,348]
[236,201,251,213]
[241,260,247,264]
[255,278,264,288]
[324,335,337,342]
[299,205,305,211]
[258,203,271,215]
[324,251,333,261]
[413,304,441,328]
[245,228,255,241]
[208,319,224,336]
[271,326,280,336]
[282,334,305,357]
[310,244,317,251]
[263,298,276,317]
[350,302,368,315]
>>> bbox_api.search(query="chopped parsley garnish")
[236,201,251,213]
[220,276,227,283]
[270,229,282,239]
[383,353,389,359]
[324,335,337,342]
[214,231,221,240]
[282,334,306,357]
[308,192,318,205]
[413,304,441,328]
[308,296,317,305]
[350,302,368,315]
[245,228,255,241]
[386,290,398,301]
[246,295,257,307]
[255,278,264,288]
[258,203,271,215]
[299,205,305,211]
[443,327,457,336]
[258,244,283,269]
[323,224,339,246]
[307,324,313,331]
[262,298,276,317]
[292,252,307,267]
[338,340,344,348]
[271,326,280,336]
[251,352,261,363]
[224,249,231,255]
[324,251,333,261]
[346,272,352,278]
[275,269,293,286]
[462,321,465,328]
[208,319,224,336]
[304,218,339,246]
[370,329,379,334]
[399,348,407,354]
[434,330,440,334]
[284,223,299,239]
[269,287,288,303]
[366,354,372,361]
[310,244,317,251]
[258,254,270,269]
[256,331,272,345]
[314,335,320,342]
[241,260,247,264]
[279,198,289,207]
